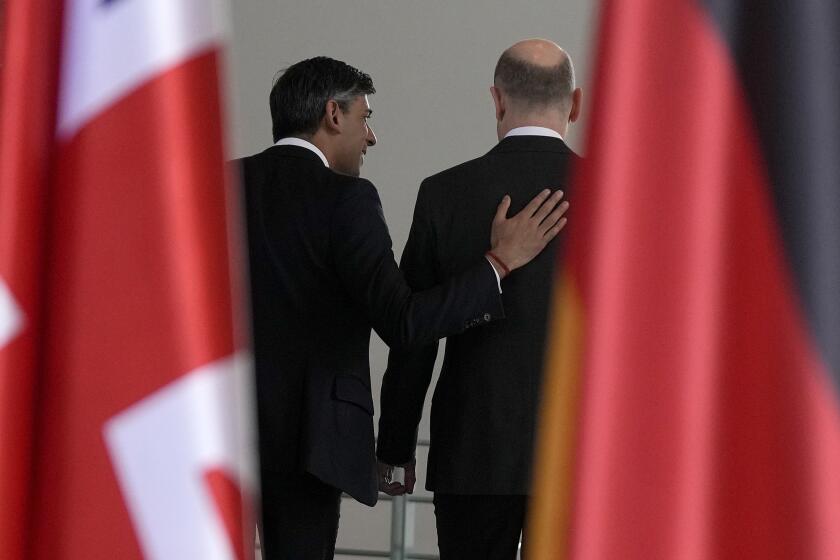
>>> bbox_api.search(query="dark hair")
[493,51,574,111]
[269,56,375,142]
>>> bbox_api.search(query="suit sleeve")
[330,179,504,349]
[376,180,443,465]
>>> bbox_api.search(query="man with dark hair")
[377,39,582,560]
[269,57,375,143]
[234,56,568,559]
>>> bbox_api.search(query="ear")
[569,87,582,123]
[323,99,342,133]
[490,86,505,122]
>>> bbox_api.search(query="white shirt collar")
[503,126,563,140]
[274,137,329,167]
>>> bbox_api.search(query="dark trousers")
[434,494,528,560]
[260,471,342,560]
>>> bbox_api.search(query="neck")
[497,114,567,141]
[306,130,335,168]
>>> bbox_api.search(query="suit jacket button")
[483,313,491,322]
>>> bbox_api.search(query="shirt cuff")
[485,256,503,293]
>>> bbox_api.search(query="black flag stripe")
[699,0,840,388]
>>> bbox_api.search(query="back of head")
[493,40,575,115]
[269,56,375,142]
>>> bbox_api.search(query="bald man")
[376,40,582,559]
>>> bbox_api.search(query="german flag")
[529,0,840,558]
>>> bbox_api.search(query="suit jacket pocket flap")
[333,375,374,416]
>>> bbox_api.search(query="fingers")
[521,189,552,218]
[379,481,407,496]
[542,217,568,243]
[532,190,565,223]
[494,195,511,225]
[538,199,570,235]
[379,460,416,495]
[404,466,417,494]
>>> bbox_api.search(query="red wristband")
[485,251,511,277]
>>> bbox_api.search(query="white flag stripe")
[104,352,255,560]
[0,278,25,349]
[58,0,227,139]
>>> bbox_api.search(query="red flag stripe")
[204,468,251,560]
[0,0,62,557]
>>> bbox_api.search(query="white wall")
[225,2,599,556]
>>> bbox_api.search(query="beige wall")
[225,2,599,556]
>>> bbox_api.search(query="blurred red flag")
[0,1,256,558]
[530,0,840,558]
[0,0,61,557]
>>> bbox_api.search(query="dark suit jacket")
[236,145,505,506]
[377,135,579,495]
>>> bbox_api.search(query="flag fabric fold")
[0,1,63,557]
